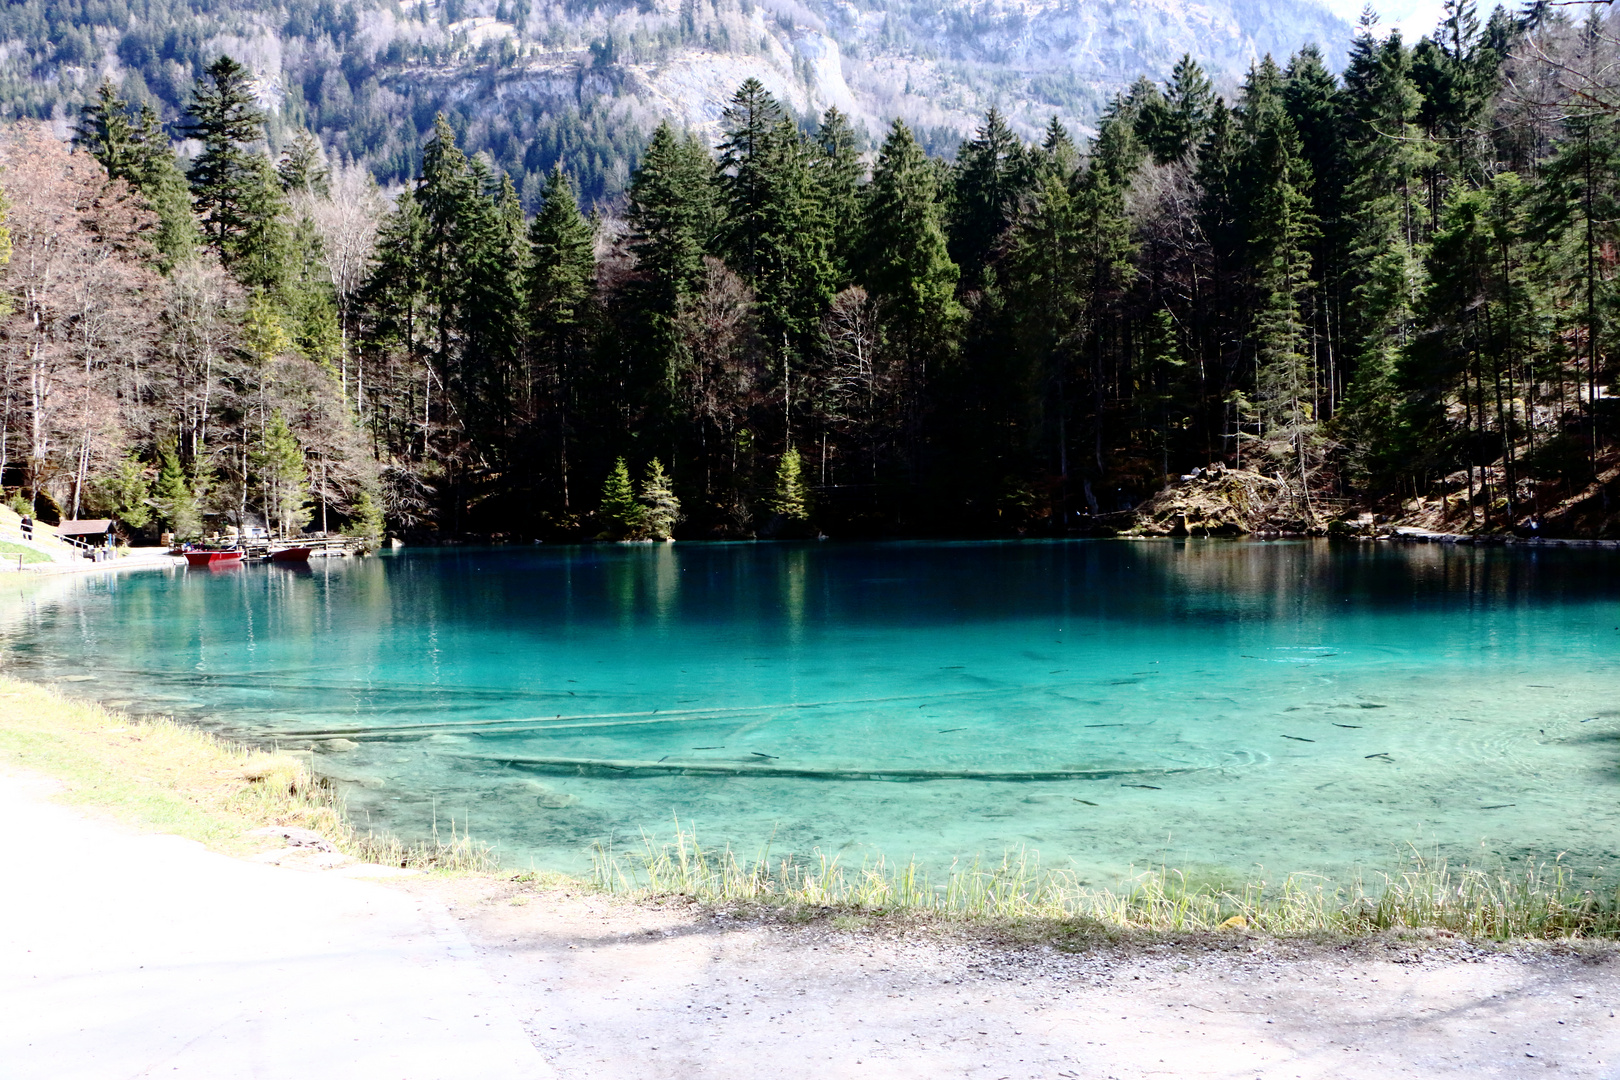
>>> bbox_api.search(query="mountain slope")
[0,0,1349,203]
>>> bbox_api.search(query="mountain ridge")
[1,0,1349,203]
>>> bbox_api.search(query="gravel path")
[422,875,1620,1079]
[0,771,553,1080]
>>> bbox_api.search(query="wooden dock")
[219,537,371,561]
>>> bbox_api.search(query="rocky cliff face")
[2,0,1349,198]
[404,0,1351,148]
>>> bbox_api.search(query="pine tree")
[949,108,1032,291]
[859,120,963,364]
[715,78,786,283]
[1039,116,1079,177]
[184,56,271,256]
[231,157,294,293]
[93,454,152,531]
[528,166,596,339]
[771,448,810,522]
[76,85,198,270]
[811,107,865,285]
[1069,104,1139,494]
[1535,104,1620,471]
[640,457,681,539]
[597,457,647,540]
[277,129,329,196]
[154,440,201,539]
[415,114,476,386]
[360,197,430,423]
[1237,58,1320,491]
[1339,25,1433,487]
[1137,308,1187,484]
[133,106,201,271]
[714,84,833,350]
[527,166,596,508]
[626,120,718,407]
[254,408,308,537]
[1135,55,1215,164]
[284,212,342,365]
[1412,0,1499,201]
[75,82,140,181]
[1406,174,1538,526]
[460,162,529,445]
[343,490,386,540]
[1283,46,1351,420]
[628,121,716,307]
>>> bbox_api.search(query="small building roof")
[57,519,116,536]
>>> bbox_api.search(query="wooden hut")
[57,519,117,551]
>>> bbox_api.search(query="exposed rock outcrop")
[1126,464,1292,536]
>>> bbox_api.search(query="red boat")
[183,550,243,568]
[269,546,313,563]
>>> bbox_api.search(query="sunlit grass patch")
[0,676,495,872]
[0,540,51,564]
[592,823,1620,940]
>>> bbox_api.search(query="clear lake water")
[2,539,1618,885]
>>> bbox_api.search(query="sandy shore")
[4,765,1618,1079]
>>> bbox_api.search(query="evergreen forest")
[7,1,1620,542]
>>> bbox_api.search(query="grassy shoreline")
[4,673,1618,941]
[0,675,493,870]
[592,828,1620,939]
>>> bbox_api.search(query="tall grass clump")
[345,811,499,873]
[593,826,1620,939]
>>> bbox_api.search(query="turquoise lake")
[3,540,1619,884]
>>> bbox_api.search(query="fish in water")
[1365,752,1392,760]
[1124,784,1162,790]
[938,728,965,733]
[693,746,724,750]
[1481,804,1516,810]
[1281,735,1316,742]
[1085,724,1124,728]
[1072,799,1098,806]
[751,752,779,760]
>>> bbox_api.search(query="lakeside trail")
[420,874,1620,1078]
[0,768,552,1080]
[3,765,1619,1080]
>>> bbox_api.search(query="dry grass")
[593,824,1620,940]
[0,675,494,871]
